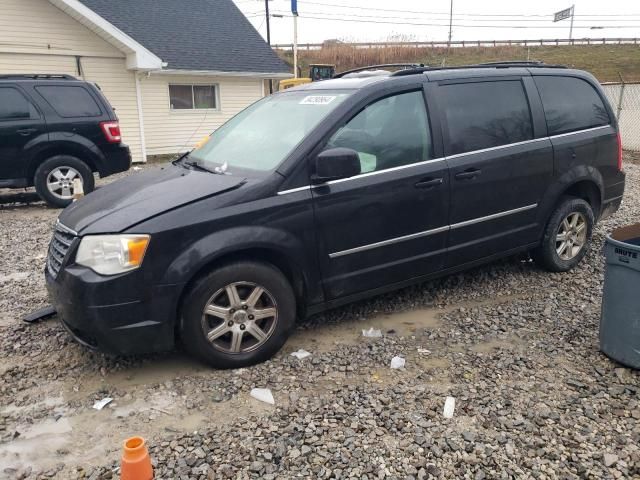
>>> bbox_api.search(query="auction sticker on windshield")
[300,95,337,105]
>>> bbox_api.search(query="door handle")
[17,128,37,136]
[415,177,443,189]
[455,169,481,180]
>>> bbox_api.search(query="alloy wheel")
[201,282,278,354]
[46,167,82,200]
[556,212,587,261]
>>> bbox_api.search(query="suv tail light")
[616,131,623,171]
[100,121,122,144]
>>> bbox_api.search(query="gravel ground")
[1,159,640,480]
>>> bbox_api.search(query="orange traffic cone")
[121,436,153,480]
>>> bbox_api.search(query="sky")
[232,0,640,45]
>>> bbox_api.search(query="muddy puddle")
[470,336,526,353]
[0,387,274,473]
[1,295,522,474]
[286,306,444,354]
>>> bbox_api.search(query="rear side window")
[439,80,533,155]
[0,87,38,121]
[534,76,610,135]
[36,85,102,117]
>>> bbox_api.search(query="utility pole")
[569,4,575,40]
[265,0,272,93]
[293,15,298,78]
[448,0,453,45]
[265,0,271,45]
[292,0,299,78]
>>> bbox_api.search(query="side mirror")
[312,148,361,183]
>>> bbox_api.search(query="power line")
[268,8,640,23]
[277,14,640,29]
[297,1,640,18]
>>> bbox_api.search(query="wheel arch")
[538,166,604,232]
[562,180,602,219]
[27,140,103,183]
[173,243,312,338]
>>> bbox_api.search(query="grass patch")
[277,44,640,83]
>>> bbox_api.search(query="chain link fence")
[602,82,640,151]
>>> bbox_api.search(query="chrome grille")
[47,223,76,279]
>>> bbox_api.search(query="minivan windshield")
[187,90,352,174]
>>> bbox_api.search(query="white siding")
[0,0,121,58]
[81,58,144,162]
[141,74,264,155]
[0,52,77,75]
[0,0,144,162]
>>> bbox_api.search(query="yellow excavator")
[278,64,335,90]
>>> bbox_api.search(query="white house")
[0,0,292,162]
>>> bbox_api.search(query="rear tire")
[34,155,95,208]
[533,197,594,272]
[180,261,296,369]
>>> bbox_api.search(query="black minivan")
[46,63,625,368]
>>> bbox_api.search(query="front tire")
[181,261,296,369]
[34,155,95,208]
[533,197,594,272]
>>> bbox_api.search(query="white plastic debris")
[390,356,406,369]
[72,178,84,201]
[250,388,275,405]
[362,327,382,338]
[417,348,431,355]
[443,396,456,419]
[92,397,113,410]
[133,166,142,171]
[290,349,311,359]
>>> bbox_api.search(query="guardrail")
[273,37,640,51]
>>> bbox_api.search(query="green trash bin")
[600,224,640,369]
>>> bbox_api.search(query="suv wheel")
[534,197,594,272]
[181,261,296,368]
[34,155,95,208]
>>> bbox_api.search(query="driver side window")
[326,90,433,173]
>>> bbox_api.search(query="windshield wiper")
[175,152,228,175]
[183,159,220,174]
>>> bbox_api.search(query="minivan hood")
[59,164,246,234]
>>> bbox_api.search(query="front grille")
[47,223,76,279]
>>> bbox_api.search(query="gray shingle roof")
[78,0,290,74]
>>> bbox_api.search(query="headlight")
[76,234,150,275]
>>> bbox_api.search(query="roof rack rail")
[390,61,567,76]
[477,60,544,66]
[0,74,77,80]
[333,63,424,79]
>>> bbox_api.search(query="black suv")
[46,63,625,368]
[0,74,131,207]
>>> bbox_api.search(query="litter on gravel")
[443,396,456,418]
[250,388,275,405]
[290,349,311,359]
[390,356,406,369]
[362,327,382,337]
[92,397,113,410]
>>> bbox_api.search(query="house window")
[169,84,217,110]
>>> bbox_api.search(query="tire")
[34,155,95,208]
[181,261,296,369]
[533,197,595,272]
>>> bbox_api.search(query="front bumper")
[46,265,183,355]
